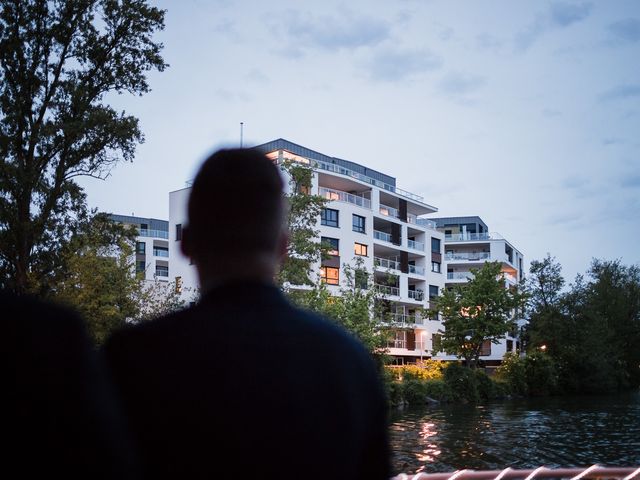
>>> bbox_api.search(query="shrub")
[402,378,429,405]
[524,351,558,395]
[423,379,453,402]
[495,352,528,396]
[443,362,480,402]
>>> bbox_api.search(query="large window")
[354,242,368,256]
[320,266,339,285]
[429,285,439,299]
[321,237,339,255]
[431,237,441,253]
[175,224,182,241]
[136,241,146,254]
[431,261,441,273]
[136,261,146,274]
[153,246,169,257]
[355,269,368,289]
[156,265,169,277]
[352,214,366,233]
[321,208,339,227]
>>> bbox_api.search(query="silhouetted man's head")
[181,148,286,286]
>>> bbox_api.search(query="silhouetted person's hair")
[187,148,284,257]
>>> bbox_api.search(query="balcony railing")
[139,229,169,239]
[417,218,438,230]
[319,187,371,209]
[387,313,421,324]
[408,239,424,251]
[408,264,425,275]
[445,252,491,261]
[374,257,400,270]
[379,203,400,218]
[408,289,424,301]
[447,271,474,280]
[374,230,393,243]
[387,339,406,349]
[374,284,400,296]
[445,232,503,242]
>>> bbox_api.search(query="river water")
[389,392,640,476]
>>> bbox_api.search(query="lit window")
[321,237,339,256]
[352,214,365,233]
[354,242,368,256]
[321,208,339,227]
[320,266,339,285]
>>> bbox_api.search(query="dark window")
[136,261,146,274]
[507,340,513,352]
[429,285,439,299]
[321,208,339,227]
[153,246,169,257]
[355,269,368,289]
[321,237,339,255]
[320,266,339,285]
[176,224,182,241]
[431,237,441,253]
[432,334,442,353]
[136,241,146,254]
[354,242,368,256]
[352,214,365,233]
[431,261,441,273]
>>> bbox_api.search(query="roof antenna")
[240,122,244,147]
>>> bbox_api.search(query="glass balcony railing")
[374,284,400,296]
[139,229,169,239]
[408,239,424,251]
[447,271,474,280]
[374,257,400,270]
[445,232,502,242]
[319,187,371,209]
[408,289,424,301]
[153,249,169,258]
[379,203,400,218]
[374,230,393,243]
[408,264,425,275]
[445,252,491,261]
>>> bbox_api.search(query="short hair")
[187,148,285,257]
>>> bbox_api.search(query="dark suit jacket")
[1,290,138,479]
[104,281,390,480]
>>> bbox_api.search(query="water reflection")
[389,393,640,476]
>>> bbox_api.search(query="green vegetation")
[429,261,527,368]
[0,0,166,294]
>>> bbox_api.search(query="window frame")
[321,237,339,256]
[321,208,339,228]
[320,266,340,285]
[354,242,368,256]
[352,214,366,233]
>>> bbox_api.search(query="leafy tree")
[134,277,195,323]
[430,261,526,368]
[0,0,166,294]
[52,212,139,344]
[293,260,389,365]
[277,159,327,286]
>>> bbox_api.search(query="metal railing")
[392,466,640,480]
[374,230,393,243]
[387,339,406,348]
[408,264,425,275]
[374,284,400,296]
[408,289,424,301]
[139,229,169,239]
[408,239,424,251]
[374,257,400,270]
[319,186,371,209]
[445,252,491,261]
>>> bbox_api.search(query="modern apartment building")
[109,214,170,282]
[427,215,526,366]
[169,139,448,364]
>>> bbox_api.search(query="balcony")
[445,232,502,242]
[379,203,400,219]
[374,257,400,270]
[374,230,393,243]
[408,264,425,275]
[408,239,424,251]
[384,313,424,325]
[417,218,438,230]
[447,271,474,281]
[408,289,424,301]
[139,228,169,239]
[319,186,371,209]
[374,284,400,296]
[445,252,491,261]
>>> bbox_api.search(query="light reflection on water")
[389,392,640,476]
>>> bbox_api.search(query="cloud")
[365,48,442,82]
[437,72,486,97]
[279,9,390,53]
[546,211,585,227]
[245,69,270,84]
[515,2,592,51]
[599,84,640,102]
[607,18,640,45]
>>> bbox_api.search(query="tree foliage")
[0,0,166,293]
[430,261,526,368]
[277,159,327,286]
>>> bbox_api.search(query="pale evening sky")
[79,0,640,283]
